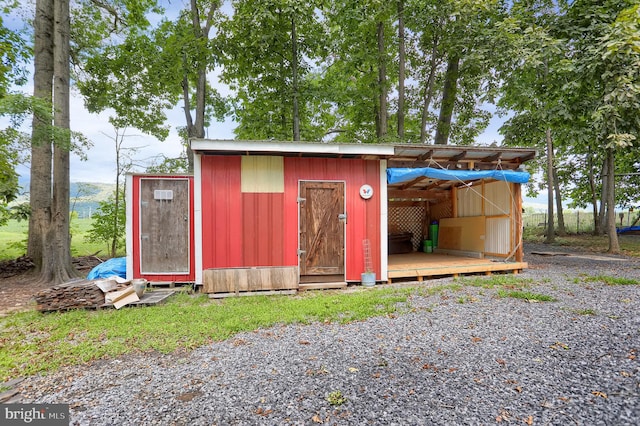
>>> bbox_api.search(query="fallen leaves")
[591,391,608,399]
[254,407,273,416]
[549,341,569,350]
[232,338,248,347]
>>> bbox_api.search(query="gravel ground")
[13,243,640,425]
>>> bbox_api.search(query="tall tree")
[78,1,226,172]
[406,0,505,145]
[220,0,328,141]
[497,0,566,243]
[322,0,395,143]
[396,0,405,140]
[27,0,79,281]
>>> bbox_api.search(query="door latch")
[338,213,347,222]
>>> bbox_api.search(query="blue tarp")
[617,226,640,234]
[387,167,530,185]
[87,257,127,280]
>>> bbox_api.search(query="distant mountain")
[14,179,116,219]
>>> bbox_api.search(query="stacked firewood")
[34,279,112,312]
[0,256,35,279]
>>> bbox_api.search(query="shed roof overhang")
[190,139,396,159]
[189,139,537,202]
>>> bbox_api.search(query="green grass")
[570,308,597,316]
[523,232,640,257]
[326,390,347,406]
[456,274,533,290]
[0,288,413,381]
[580,275,639,286]
[0,218,121,260]
[496,289,557,302]
[0,219,28,259]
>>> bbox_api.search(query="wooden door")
[140,179,190,274]
[299,181,345,277]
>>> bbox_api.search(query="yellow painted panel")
[438,216,486,252]
[241,156,284,193]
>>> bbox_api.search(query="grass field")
[0,218,122,260]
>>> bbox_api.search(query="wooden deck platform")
[387,252,527,283]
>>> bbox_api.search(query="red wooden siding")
[242,193,285,266]
[200,156,243,268]
[131,175,195,282]
[200,155,381,281]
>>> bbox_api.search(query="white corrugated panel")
[457,185,483,217]
[484,181,512,216]
[485,217,511,255]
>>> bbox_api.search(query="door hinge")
[297,197,306,203]
[297,249,306,256]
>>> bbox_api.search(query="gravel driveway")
[14,243,640,425]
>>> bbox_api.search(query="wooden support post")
[513,183,524,263]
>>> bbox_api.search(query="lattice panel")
[388,204,426,251]
[430,199,453,222]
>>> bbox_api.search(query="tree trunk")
[46,0,77,283]
[605,149,620,253]
[587,152,600,235]
[545,128,555,243]
[30,0,76,283]
[553,166,566,236]
[397,0,405,140]
[376,21,387,139]
[28,0,54,265]
[420,36,439,144]
[434,55,459,145]
[597,158,608,236]
[291,17,300,141]
[112,132,122,258]
[184,0,210,172]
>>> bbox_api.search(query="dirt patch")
[0,255,104,316]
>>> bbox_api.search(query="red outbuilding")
[125,174,195,284]
[126,140,536,295]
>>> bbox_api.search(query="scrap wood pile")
[72,254,104,274]
[0,254,102,279]
[34,278,145,312]
[0,256,35,279]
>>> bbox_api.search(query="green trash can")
[429,223,439,248]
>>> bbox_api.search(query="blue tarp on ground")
[87,257,127,280]
[617,226,640,234]
[387,167,531,185]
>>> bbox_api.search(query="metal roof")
[190,139,537,201]
[191,139,535,165]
